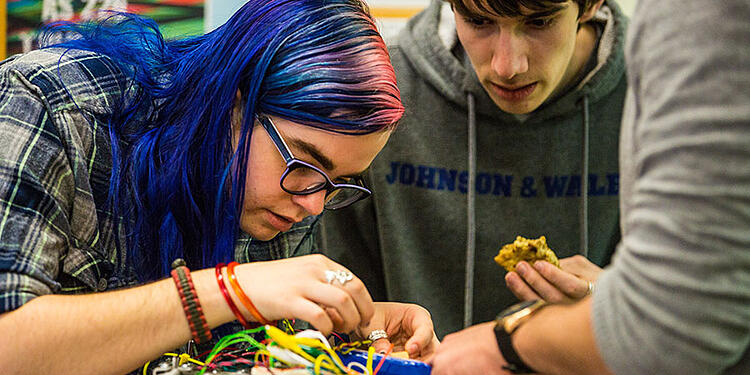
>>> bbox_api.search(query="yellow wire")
[288,334,349,372]
[266,326,315,363]
[142,352,205,375]
[294,337,348,373]
[163,352,205,366]
[319,345,349,372]
[268,326,359,374]
[366,346,375,374]
[267,326,343,372]
[334,340,372,355]
[314,355,336,375]
[145,325,372,375]
[282,319,296,333]
[178,353,190,366]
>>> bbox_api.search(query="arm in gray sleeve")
[592,0,750,374]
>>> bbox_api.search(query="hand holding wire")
[356,302,439,362]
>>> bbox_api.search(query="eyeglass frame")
[255,114,372,210]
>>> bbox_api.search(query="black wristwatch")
[494,299,548,374]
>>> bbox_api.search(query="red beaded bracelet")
[215,263,251,328]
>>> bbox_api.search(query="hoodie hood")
[392,0,628,124]
[318,1,627,337]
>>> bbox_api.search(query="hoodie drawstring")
[464,92,477,328]
[462,92,590,327]
[580,95,590,257]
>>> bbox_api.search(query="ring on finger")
[367,329,388,342]
[325,269,353,286]
[586,281,595,296]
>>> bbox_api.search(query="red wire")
[330,332,346,342]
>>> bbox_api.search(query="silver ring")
[367,329,388,342]
[325,270,353,285]
[587,281,595,296]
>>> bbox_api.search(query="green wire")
[197,327,268,375]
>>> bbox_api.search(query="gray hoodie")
[319,0,628,337]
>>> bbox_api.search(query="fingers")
[560,254,591,273]
[402,306,437,357]
[507,261,570,303]
[560,255,603,282]
[506,261,590,303]
[311,256,375,332]
[240,255,376,334]
[532,261,590,299]
[367,302,438,360]
[370,337,392,354]
[288,299,334,334]
[353,308,393,354]
[339,275,375,328]
[305,283,364,333]
[324,306,345,332]
[505,269,542,301]
[430,323,504,375]
[405,324,439,360]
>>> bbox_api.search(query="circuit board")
[141,325,432,375]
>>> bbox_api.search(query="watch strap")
[495,324,535,374]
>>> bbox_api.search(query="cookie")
[494,235,561,272]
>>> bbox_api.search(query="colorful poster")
[6,0,204,57]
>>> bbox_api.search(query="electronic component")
[142,325,432,375]
[338,349,431,375]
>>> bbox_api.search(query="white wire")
[294,329,333,349]
[347,361,370,375]
[266,346,313,367]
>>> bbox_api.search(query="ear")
[233,88,244,123]
[231,89,244,149]
[579,0,605,23]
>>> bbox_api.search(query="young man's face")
[454,0,601,114]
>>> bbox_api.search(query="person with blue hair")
[0,1,438,373]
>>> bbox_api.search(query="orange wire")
[372,343,394,375]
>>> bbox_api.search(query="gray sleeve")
[592,1,750,374]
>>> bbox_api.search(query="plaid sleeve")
[0,63,78,313]
[235,215,321,263]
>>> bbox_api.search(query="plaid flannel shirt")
[0,48,319,314]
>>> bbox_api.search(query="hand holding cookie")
[496,236,602,303]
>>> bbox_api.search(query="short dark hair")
[446,0,599,19]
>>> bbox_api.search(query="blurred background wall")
[208,0,637,38]
[2,0,637,59]
[5,0,205,57]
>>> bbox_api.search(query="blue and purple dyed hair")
[40,0,404,281]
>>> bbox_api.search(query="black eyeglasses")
[256,114,371,210]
